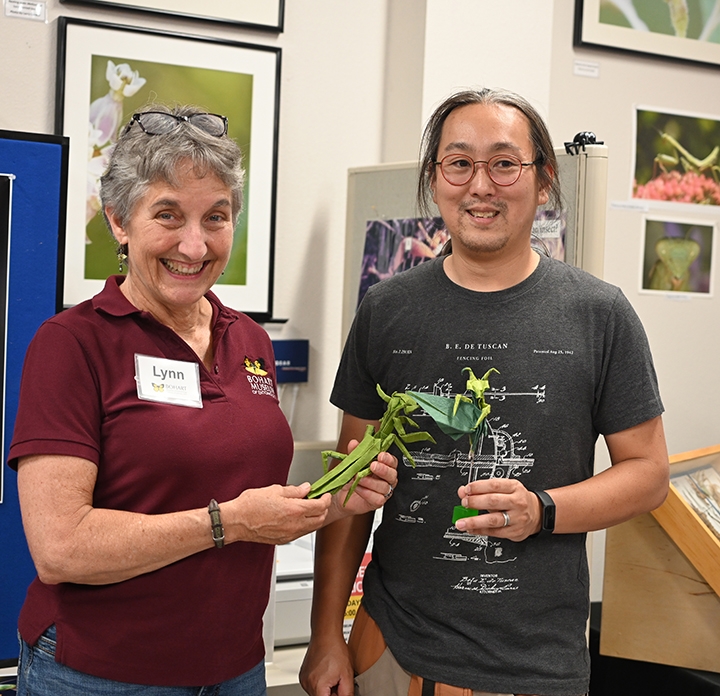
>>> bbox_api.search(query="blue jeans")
[17,625,267,696]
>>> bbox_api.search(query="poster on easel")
[0,130,68,664]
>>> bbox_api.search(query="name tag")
[134,354,203,408]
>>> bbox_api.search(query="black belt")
[422,679,435,696]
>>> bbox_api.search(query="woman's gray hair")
[417,88,561,216]
[100,103,245,235]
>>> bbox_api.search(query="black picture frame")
[55,17,281,322]
[59,0,284,32]
[574,0,720,68]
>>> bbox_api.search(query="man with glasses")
[300,89,669,696]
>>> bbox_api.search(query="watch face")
[544,505,556,531]
[535,490,556,532]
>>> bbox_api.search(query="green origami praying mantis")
[408,367,500,524]
[307,384,436,504]
[408,367,499,457]
[307,368,499,520]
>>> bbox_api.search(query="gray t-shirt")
[331,255,663,695]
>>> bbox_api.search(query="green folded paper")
[307,384,436,504]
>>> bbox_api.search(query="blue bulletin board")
[0,130,68,663]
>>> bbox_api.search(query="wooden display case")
[652,444,720,596]
[600,444,720,672]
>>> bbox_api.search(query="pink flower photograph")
[634,107,720,206]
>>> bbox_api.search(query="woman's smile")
[161,258,210,276]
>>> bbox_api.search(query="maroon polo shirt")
[9,276,293,686]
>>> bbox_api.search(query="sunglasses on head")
[124,111,228,138]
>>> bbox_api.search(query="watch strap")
[208,499,225,549]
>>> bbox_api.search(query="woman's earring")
[118,252,127,272]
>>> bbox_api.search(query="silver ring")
[501,511,510,527]
[384,485,394,500]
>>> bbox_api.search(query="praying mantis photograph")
[633,106,720,206]
[640,217,715,295]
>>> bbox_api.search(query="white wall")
[422,0,554,122]
[268,2,389,442]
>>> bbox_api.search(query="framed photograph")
[56,17,280,321]
[640,216,715,296]
[59,0,284,32]
[574,0,720,67]
[633,106,720,207]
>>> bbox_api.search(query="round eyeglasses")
[124,112,229,138]
[435,153,539,187]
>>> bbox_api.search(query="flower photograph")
[633,107,720,206]
[85,54,254,284]
[58,19,280,317]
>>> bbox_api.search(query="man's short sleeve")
[593,289,664,435]
[330,295,387,421]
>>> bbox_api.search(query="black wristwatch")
[531,490,556,536]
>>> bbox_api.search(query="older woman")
[8,105,397,695]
